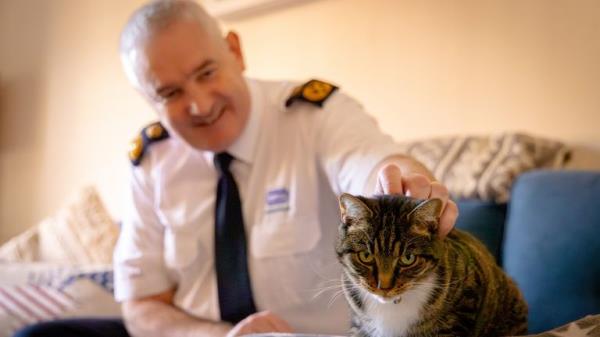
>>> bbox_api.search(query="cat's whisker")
[327,289,346,308]
[309,284,344,301]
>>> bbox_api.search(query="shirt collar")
[226,78,262,164]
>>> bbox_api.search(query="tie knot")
[214,152,234,174]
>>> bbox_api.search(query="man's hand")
[375,163,458,237]
[226,311,293,337]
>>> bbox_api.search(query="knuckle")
[430,182,449,199]
[406,174,430,188]
[381,163,401,175]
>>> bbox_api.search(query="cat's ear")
[408,198,443,233]
[339,193,373,225]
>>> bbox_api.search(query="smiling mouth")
[191,106,225,127]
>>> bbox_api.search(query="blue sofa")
[455,170,600,333]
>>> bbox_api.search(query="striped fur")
[336,194,528,337]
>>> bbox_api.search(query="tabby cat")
[335,193,527,337]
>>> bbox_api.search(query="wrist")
[214,321,234,337]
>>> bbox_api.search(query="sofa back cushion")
[455,200,507,264]
[503,170,600,333]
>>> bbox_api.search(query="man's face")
[138,20,250,152]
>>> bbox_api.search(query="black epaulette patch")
[285,79,339,108]
[128,122,169,166]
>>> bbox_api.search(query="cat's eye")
[400,253,416,265]
[358,251,374,264]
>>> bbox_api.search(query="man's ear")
[339,193,373,225]
[407,198,443,234]
[225,31,245,71]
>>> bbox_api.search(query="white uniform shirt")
[114,78,402,335]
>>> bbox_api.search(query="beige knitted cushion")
[0,186,118,264]
[398,133,571,202]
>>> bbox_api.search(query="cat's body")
[336,194,527,337]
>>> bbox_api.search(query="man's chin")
[185,136,234,153]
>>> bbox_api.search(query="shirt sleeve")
[315,91,402,196]
[113,164,174,302]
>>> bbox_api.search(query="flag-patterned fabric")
[0,263,120,337]
[0,285,76,333]
[60,271,114,294]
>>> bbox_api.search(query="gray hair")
[120,0,222,90]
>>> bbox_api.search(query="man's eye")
[197,68,216,81]
[159,89,181,101]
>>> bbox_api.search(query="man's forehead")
[140,22,222,88]
[146,19,220,54]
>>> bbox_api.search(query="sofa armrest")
[502,170,600,333]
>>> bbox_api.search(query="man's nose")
[186,86,214,117]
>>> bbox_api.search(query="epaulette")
[128,122,169,166]
[285,79,339,108]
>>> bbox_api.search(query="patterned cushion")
[520,314,600,336]
[243,315,600,337]
[0,263,120,336]
[0,186,119,264]
[398,133,570,202]
[242,315,600,337]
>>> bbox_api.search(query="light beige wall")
[1,0,599,243]
[0,0,50,244]
[226,0,600,167]
[0,0,152,243]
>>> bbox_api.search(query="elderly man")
[14,1,457,336]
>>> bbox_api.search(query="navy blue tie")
[214,152,257,324]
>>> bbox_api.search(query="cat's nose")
[377,277,393,290]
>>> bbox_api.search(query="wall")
[0,0,152,243]
[1,0,599,243]
[226,0,600,167]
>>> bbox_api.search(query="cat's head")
[336,193,444,303]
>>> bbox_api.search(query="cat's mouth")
[367,283,413,304]
[372,293,403,305]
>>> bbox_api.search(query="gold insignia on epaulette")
[303,80,335,102]
[129,122,169,166]
[285,79,339,108]
[145,123,165,140]
[290,85,303,98]
[129,135,143,162]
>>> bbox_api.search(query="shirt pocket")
[250,213,325,306]
[250,213,321,258]
[250,172,322,258]
[164,227,206,274]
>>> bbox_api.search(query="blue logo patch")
[265,188,290,213]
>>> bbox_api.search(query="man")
[14,1,457,336]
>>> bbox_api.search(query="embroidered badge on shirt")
[265,188,290,214]
[128,121,169,166]
[285,79,339,108]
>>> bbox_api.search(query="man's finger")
[265,313,293,332]
[235,320,271,335]
[402,174,431,199]
[438,200,458,237]
[255,311,287,332]
[429,181,449,204]
[244,311,292,333]
[376,164,404,194]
